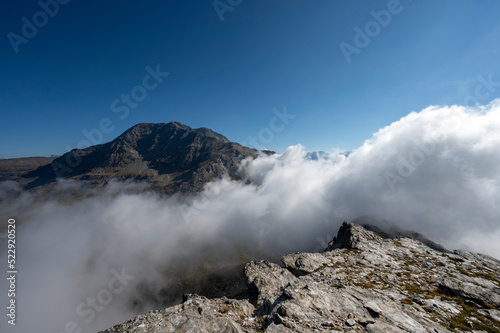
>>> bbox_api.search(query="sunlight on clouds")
[1,100,500,333]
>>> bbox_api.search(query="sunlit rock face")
[101,222,500,333]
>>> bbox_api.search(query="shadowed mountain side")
[22,122,258,194]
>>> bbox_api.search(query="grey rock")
[244,260,297,309]
[101,222,500,333]
[353,216,449,252]
[478,308,500,322]
[264,323,295,332]
[364,301,382,315]
[358,315,376,325]
[346,318,356,326]
[439,277,500,307]
[365,321,406,332]
[326,221,380,250]
[321,320,335,327]
[281,252,331,276]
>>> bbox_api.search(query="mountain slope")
[20,122,257,194]
[0,156,56,181]
[101,222,500,333]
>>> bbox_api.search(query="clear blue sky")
[1,0,499,157]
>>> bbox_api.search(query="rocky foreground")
[101,222,500,332]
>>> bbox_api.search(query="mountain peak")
[20,122,256,194]
[117,122,229,144]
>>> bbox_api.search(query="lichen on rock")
[100,222,500,333]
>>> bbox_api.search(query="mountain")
[100,222,500,333]
[305,151,351,160]
[11,122,257,194]
[0,156,56,181]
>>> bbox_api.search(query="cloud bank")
[1,100,499,333]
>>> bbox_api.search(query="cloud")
[1,100,499,332]
[0,180,22,202]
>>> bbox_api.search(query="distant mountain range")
[0,156,56,182]
[0,122,261,194]
[306,151,351,160]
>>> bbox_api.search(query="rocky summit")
[100,222,500,333]
[10,122,257,194]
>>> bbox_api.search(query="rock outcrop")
[101,222,500,332]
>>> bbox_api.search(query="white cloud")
[1,100,499,332]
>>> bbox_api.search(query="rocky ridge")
[100,222,500,332]
[11,122,258,194]
[0,156,56,180]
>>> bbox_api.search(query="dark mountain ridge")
[7,122,257,194]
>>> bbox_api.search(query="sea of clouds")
[1,100,499,333]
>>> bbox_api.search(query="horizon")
[1,119,353,159]
[2,1,500,157]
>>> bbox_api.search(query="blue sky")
[1,0,499,157]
